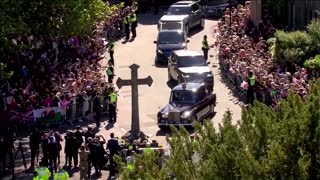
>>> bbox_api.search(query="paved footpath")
[5,13,241,180]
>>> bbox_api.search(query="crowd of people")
[1,0,140,125]
[27,126,161,179]
[217,1,313,106]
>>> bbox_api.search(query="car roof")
[160,15,187,21]
[173,1,195,6]
[172,83,203,91]
[173,50,202,57]
[158,29,184,34]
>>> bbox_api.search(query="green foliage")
[274,30,316,65]
[304,55,320,70]
[307,20,320,47]
[0,63,13,85]
[116,80,320,179]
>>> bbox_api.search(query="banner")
[33,107,63,123]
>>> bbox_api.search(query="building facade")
[288,0,320,29]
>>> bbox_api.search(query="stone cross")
[116,64,153,139]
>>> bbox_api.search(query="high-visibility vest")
[126,156,135,171]
[249,76,256,86]
[202,40,209,49]
[106,66,113,76]
[143,147,153,155]
[54,170,69,180]
[123,16,130,24]
[132,1,138,11]
[109,92,117,103]
[36,167,50,180]
[131,13,137,22]
[33,176,41,180]
[109,42,115,52]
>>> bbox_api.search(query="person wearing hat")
[108,87,117,123]
[53,166,69,180]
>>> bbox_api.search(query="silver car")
[161,1,205,35]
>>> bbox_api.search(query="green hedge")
[273,21,320,65]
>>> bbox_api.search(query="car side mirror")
[153,41,157,44]
[186,40,190,43]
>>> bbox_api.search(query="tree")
[116,80,320,179]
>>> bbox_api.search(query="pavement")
[4,13,241,180]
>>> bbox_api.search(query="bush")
[307,20,320,46]
[304,55,320,70]
[274,30,316,65]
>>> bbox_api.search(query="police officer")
[132,0,138,13]
[123,11,131,40]
[53,167,69,180]
[33,171,41,180]
[202,35,210,61]
[131,11,137,38]
[35,162,51,180]
[247,71,256,105]
[106,60,114,84]
[108,88,117,123]
[108,40,115,65]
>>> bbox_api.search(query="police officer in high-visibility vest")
[143,143,154,155]
[131,11,137,38]
[108,40,115,65]
[108,87,117,123]
[123,12,131,40]
[247,71,256,105]
[33,171,42,180]
[106,60,114,83]
[202,35,210,61]
[53,167,69,180]
[132,0,138,13]
[126,151,135,171]
[35,163,51,180]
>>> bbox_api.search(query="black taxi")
[157,82,216,129]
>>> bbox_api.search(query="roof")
[160,15,188,21]
[172,83,203,91]
[173,1,195,6]
[173,50,202,57]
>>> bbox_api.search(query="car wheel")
[185,24,190,35]
[199,17,205,29]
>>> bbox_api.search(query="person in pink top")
[44,94,53,107]
[59,96,69,117]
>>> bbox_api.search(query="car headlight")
[181,111,191,119]
[157,49,163,54]
[161,112,168,118]
[182,74,190,78]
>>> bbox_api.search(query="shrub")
[274,30,316,65]
[304,55,320,70]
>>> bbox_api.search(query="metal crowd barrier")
[219,54,275,106]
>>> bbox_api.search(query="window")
[170,90,195,103]
[196,87,206,102]
[177,56,206,67]
[167,7,191,15]
[158,31,184,44]
[191,4,200,12]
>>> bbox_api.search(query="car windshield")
[167,6,190,15]
[161,22,183,30]
[207,0,231,6]
[177,55,206,67]
[170,90,195,103]
[158,31,184,44]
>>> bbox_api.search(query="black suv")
[154,30,189,64]
[168,50,213,91]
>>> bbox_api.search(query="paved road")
[6,13,241,180]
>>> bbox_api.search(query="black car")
[168,50,213,91]
[206,0,237,17]
[154,30,189,64]
[157,83,216,129]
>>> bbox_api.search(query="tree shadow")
[137,14,163,25]
[156,126,195,137]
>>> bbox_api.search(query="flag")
[10,109,34,124]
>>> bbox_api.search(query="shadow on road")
[138,13,163,25]
[187,28,204,38]
[156,126,195,137]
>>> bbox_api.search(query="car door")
[169,54,179,80]
[190,4,201,27]
[195,87,210,120]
